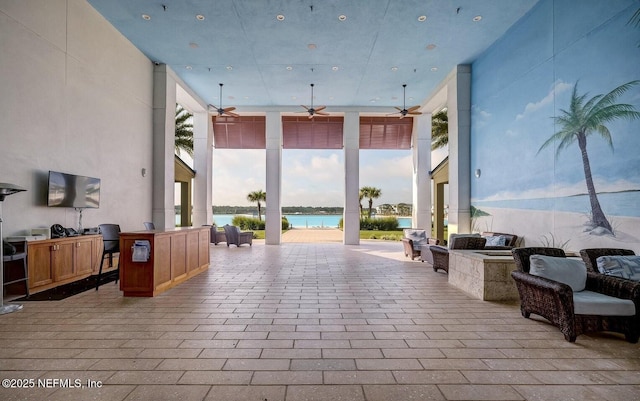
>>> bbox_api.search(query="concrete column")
[192,111,213,226]
[343,112,360,245]
[447,65,472,235]
[265,112,282,245]
[412,113,432,231]
[151,64,176,230]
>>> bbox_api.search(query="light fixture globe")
[0,182,27,315]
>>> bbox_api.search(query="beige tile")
[286,385,364,401]
[363,384,444,401]
[324,370,396,384]
[251,371,323,385]
[203,385,286,401]
[438,384,524,400]
[121,384,210,401]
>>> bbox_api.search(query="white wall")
[0,0,154,236]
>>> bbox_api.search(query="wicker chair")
[511,247,640,343]
[579,248,636,273]
[428,236,487,273]
[222,224,253,247]
[401,229,439,260]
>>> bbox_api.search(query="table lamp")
[0,183,27,315]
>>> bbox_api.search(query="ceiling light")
[338,15,347,21]
[196,14,205,21]
[286,66,293,71]
[276,14,285,21]
[291,96,297,100]
[189,42,199,48]
[185,65,192,70]
[391,66,398,71]
[430,67,438,72]
[418,15,427,22]
[473,15,482,22]
[331,66,339,71]
[141,14,151,20]
[426,44,436,50]
[308,43,317,50]
[226,65,233,70]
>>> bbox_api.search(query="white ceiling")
[87,0,539,113]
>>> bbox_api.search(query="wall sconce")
[141,168,147,177]
[475,169,481,178]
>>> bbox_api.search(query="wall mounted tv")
[47,171,100,208]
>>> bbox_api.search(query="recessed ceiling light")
[308,43,317,50]
[430,67,438,72]
[244,96,249,100]
[329,96,334,100]
[391,96,398,100]
[185,65,192,70]
[291,96,297,100]
[338,15,347,21]
[331,66,339,71]
[277,14,285,21]
[196,14,205,21]
[226,65,233,70]
[370,99,376,103]
[426,44,436,50]
[141,14,151,21]
[286,66,293,71]
[391,66,398,71]
[418,15,427,22]
[189,42,199,49]
[473,15,482,22]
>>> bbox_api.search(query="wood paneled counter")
[119,226,210,297]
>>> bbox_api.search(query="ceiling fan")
[300,83,329,119]
[388,84,422,119]
[209,83,239,117]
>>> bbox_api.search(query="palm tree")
[247,190,266,221]
[360,186,382,218]
[175,104,193,157]
[358,189,365,216]
[538,80,640,234]
[431,109,448,150]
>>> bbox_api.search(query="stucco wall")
[0,0,153,236]
[470,0,640,253]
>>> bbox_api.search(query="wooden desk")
[119,227,210,297]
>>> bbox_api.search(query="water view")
[209,214,412,229]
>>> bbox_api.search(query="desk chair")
[96,224,120,290]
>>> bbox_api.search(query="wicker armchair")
[401,229,439,260]
[222,224,253,247]
[579,248,636,273]
[511,247,640,343]
[429,236,487,273]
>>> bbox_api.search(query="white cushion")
[573,290,636,316]
[596,256,640,281]
[484,235,506,246]
[404,229,428,250]
[529,255,587,292]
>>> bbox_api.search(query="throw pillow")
[484,235,506,247]
[405,229,428,250]
[596,256,640,281]
[529,255,587,292]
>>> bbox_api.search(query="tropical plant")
[175,104,194,157]
[360,186,382,218]
[538,80,640,234]
[246,190,267,221]
[431,109,448,150]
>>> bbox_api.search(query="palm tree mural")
[247,190,266,221]
[431,109,448,150]
[360,186,382,218]
[538,80,640,234]
[175,104,194,157]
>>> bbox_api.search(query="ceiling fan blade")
[300,105,310,111]
[223,106,236,112]
[408,110,423,115]
[225,110,240,118]
[308,114,314,119]
[316,111,330,116]
[386,112,400,116]
[407,105,421,112]
[394,106,403,112]
[314,105,327,112]
[399,114,406,119]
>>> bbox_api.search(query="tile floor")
[1,239,639,401]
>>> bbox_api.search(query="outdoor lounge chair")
[210,225,227,245]
[401,229,439,260]
[223,224,253,247]
[428,234,487,273]
[511,247,639,343]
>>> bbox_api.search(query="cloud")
[516,80,572,121]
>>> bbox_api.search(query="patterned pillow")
[596,256,640,281]
[529,255,587,292]
[484,235,506,247]
[404,229,428,250]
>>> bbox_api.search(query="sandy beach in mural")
[474,207,640,254]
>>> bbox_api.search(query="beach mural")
[470,0,640,252]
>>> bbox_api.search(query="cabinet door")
[27,243,53,288]
[52,242,75,281]
[74,238,94,275]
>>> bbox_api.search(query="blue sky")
[212,148,447,207]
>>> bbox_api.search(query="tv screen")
[47,171,100,208]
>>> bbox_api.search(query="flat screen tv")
[47,171,100,208]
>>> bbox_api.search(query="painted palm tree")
[175,104,194,157]
[360,186,382,218]
[247,190,266,221]
[538,80,640,234]
[431,109,448,150]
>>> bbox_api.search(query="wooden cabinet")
[27,235,103,293]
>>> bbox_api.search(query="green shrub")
[230,216,290,231]
[338,217,399,231]
[281,216,290,230]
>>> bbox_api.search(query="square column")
[151,64,176,230]
[412,113,432,230]
[265,112,282,245]
[192,111,213,226]
[343,112,360,245]
[447,65,472,235]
